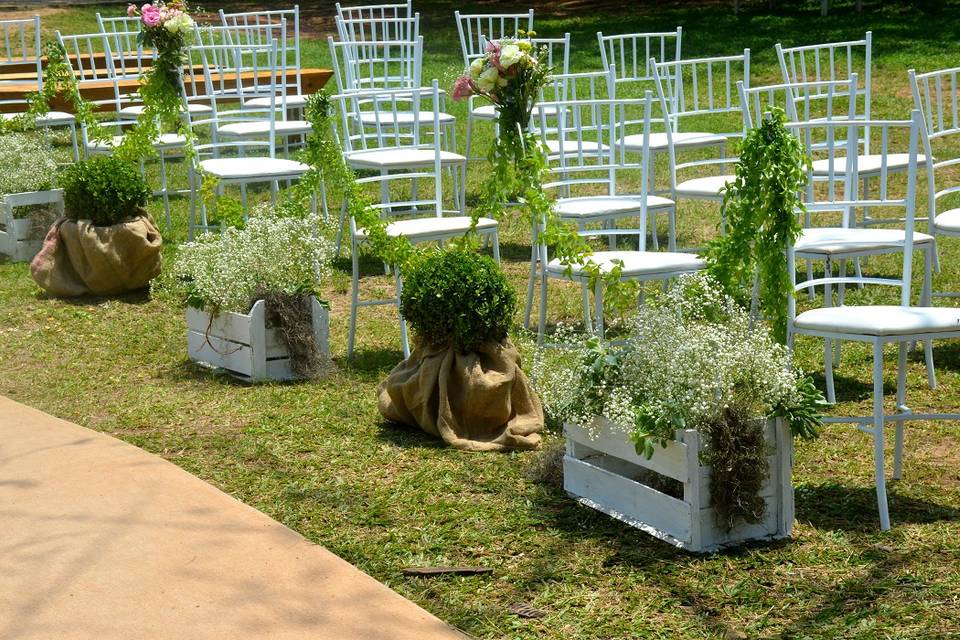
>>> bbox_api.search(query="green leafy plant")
[706,107,811,343]
[400,249,517,353]
[60,156,150,226]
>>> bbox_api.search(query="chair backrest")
[181,39,282,157]
[220,6,301,93]
[534,91,660,253]
[776,32,871,152]
[328,36,422,93]
[909,66,960,231]
[653,50,750,139]
[598,27,682,89]
[738,76,858,130]
[787,112,923,321]
[96,14,143,56]
[455,10,534,66]
[336,1,413,23]
[336,13,419,42]
[0,16,42,81]
[55,31,124,109]
[337,81,445,219]
[95,28,156,81]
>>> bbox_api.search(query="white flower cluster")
[0,133,58,197]
[169,211,333,314]
[533,274,803,440]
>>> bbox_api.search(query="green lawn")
[3,1,960,638]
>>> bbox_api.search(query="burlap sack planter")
[30,212,162,297]
[377,337,544,452]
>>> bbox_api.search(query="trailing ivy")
[706,107,812,343]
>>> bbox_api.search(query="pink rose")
[485,40,501,55]
[141,4,161,27]
[451,75,474,101]
[127,4,137,17]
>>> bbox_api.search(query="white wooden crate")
[0,189,63,262]
[564,417,793,553]
[186,296,330,382]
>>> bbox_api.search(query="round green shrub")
[61,156,150,226]
[400,249,517,353]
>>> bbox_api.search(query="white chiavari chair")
[1,17,79,160]
[338,81,500,358]
[180,38,313,239]
[597,27,682,92]
[786,110,960,531]
[530,90,703,343]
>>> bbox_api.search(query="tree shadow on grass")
[375,418,447,450]
[35,287,153,306]
[796,480,960,532]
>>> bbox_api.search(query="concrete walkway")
[0,396,466,640]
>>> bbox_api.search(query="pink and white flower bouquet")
[127,1,195,86]
[451,32,550,138]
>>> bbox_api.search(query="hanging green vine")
[706,107,812,343]
[298,92,422,271]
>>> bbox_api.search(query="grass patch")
[3,1,960,637]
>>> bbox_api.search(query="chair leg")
[894,341,908,481]
[395,271,410,359]
[335,200,348,258]
[581,281,593,333]
[594,279,605,338]
[347,236,360,359]
[667,206,677,252]
[491,229,501,264]
[823,277,836,403]
[69,123,79,162]
[650,212,659,250]
[922,246,937,390]
[187,165,197,241]
[464,112,474,167]
[537,245,548,346]
[872,340,891,531]
[524,223,539,329]
[158,150,171,230]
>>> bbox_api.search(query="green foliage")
[299,92,421,271]
[400,249,517,352]
[706,107,811,343]
[773,374,829,439]
[60,156,149,226]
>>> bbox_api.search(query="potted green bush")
[534,274,824,552]
[158,209,334,382]
[378,248,544,451]
[0,133,63,263]
[30,155,162,296]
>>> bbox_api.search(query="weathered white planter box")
[564,417,793,553]
[0,189,63,262]
[186,296,329,382]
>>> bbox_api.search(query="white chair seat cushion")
[544,139,609,155]
[381,216,497,239]
[87,133,186,151]
[794,305,960,336]
[619,131,727,152]
[547,250,704,279]
[119,103,212,118]
[796,227,935,256]
[554,195,674,220]
[345,148,465,169]
[199,157,309,179]
[218,121,312,137]
[357,111,455,126]
[811,153,928,176]
[2,110,75,126]
[244,94,309,108]
[934,208,960,234]
[472,104,563,119]
[675,175,733,198]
